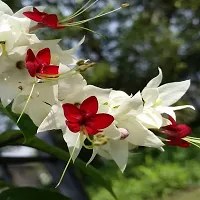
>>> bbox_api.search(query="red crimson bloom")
[26,48,59,78]
[23,7,65,29]
[62,96,114,135]
[161,116,191,148]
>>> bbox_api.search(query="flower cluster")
[0,1,196,172]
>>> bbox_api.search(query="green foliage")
[0,187,71,200]
[88,157,200,200]
[0,130,117,199]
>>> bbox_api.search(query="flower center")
[16,61,26,69]
[153,98,162,107]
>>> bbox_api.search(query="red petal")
[162,124,191,138]
[26,62,38,77]
[80,96,98,117]
[86,113,114,130]
[23,11,43,22]
[36,48,51,65]
[62,103,82,123]
[85,126,100,135]
[26,49,36,62]
[168,116,176,126]
[26,49,38,77]
[176,124,191,138]
[66,121,80,133]
[41,14,59,28]
[39,65,59,75]
[167,137,190,148]
[33,7,45,15]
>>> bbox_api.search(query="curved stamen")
[55,133,81,188]
[16,78,37,124]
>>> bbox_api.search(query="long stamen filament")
[60,0,96,23]
[39,67,79,83]
[72,26,106,38]
[62,7,122,27]
[55,133,80,188]
[183,138,200,148]
[16,80,36,124]
[187,136,200,140]
[184,137,200,144]
[82,142,94,149]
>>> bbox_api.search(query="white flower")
[38,71,115,160]
[87,90,164,172]
[137,68,194,128]
[0,0,13,15]
[0,36,84,108]
[12,82,56,126]
[0,12,38,55]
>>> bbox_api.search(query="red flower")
[23,7,65,29]
[161,116,191,148]
[62,96,114,135]
[26,48,59,78]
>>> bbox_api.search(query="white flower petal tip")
[158,147,165,152]
[146,67,163,88]
[86,148,99,166]
[158,80,191,106]
[0,0,13,15]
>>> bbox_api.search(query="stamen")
[0,42,7,56]
[55,133,81,188]
[16,79,37,124]
[76,60,95,72]
[183,138,200,149]
[60,0,99,23]
[60,1,129,27]
[93,133,108,146]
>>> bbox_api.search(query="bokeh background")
[1,0,200,199]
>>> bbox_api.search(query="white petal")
[119,118,164,148]
[86,147,99,166]
[64,36,85,55]
[0,1,13,15]
[115,91,143,117]
[142,88,159,107]
[63,130,85,162]
[98,148,112,160]
[109,90,130,106]
[158,80,190,106]
[103,124,120,139]
[37,105,64,133]
[146,68,162,88]
[137,108,163,129]
[171,105,195,111]
[12,95,51,126]
[108,139,128,172]
[83,85,111,103]
[58,66,87,102]
[156,106,176,120]
[162,118,171,127]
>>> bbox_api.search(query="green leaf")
[0,187,71,200]
[0,130,118,200]
[0,103,37,142]
[0,181,14,189]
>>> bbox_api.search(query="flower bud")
[76,60,95,72]
[119,128,129,140]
